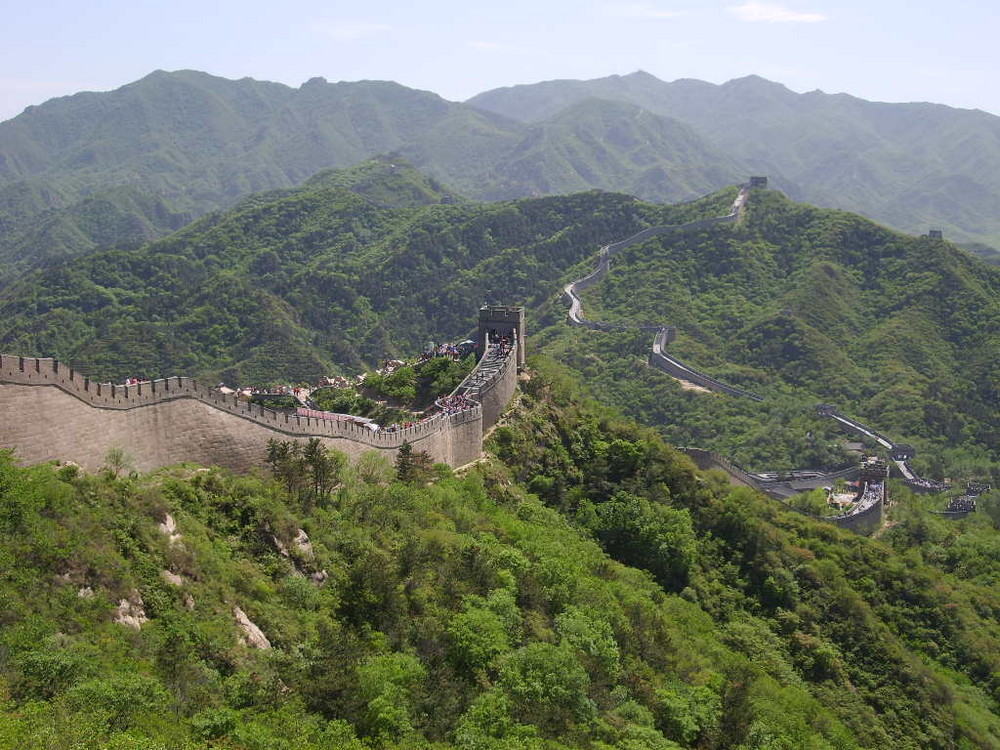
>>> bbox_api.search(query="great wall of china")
[0,306,524,473]
[560,177,948,534]
[563,183,763,401]
[2,180,960,534]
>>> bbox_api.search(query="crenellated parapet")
[0,323,520,473]
[0,353,480,447]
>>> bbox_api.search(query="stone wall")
[830,496,884,534]
[679,447,758,487]
[680,445,884,535]
[564,185,761,400]
[0,347,508,472]
[473,349,519,430]
[649,329,763,401]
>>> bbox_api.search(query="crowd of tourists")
[946,495,978,513]
[436,394,476,415]
[484,334,513,359]
[420,341,475,362]
[906,476,950,492]
[207,334,515,431]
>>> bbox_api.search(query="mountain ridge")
[1,162,995,478]
[3,68,1000,281]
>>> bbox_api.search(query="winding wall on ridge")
[561,183,905,534]
[0,339,518,473]
[682,446,884,534]
[563,184,763,401]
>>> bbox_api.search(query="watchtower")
[478,305,525,369]
[928,229,943,239]
[749,176,768,189]
[859,456,889,484]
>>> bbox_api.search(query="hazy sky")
[2,0,997,122]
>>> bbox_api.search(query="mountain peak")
[622,70,662,82]
[723,74,791,93]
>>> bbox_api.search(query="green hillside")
[0,71,520,276]
[482,98,745,201]
[0,71,738,278]
[0,160,672,383]
[539,190,999,478]
[469,71,1000,250]
[3,360,1000,748]
[2,165,995,479]
[6,68,1000,279]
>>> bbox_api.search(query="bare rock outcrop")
[115,592,148,630]
[294,529,313,558]
[160,570,184,586]
[234,606,271,649]
[159,513,182,545]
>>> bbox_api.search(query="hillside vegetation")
[535,189,999,478]
[470,71,1000,250]
[2,360,1000,749]
[0,160,683,383]
[4,69,1000,278]
[1,162,995,479]
[0,71,738,278]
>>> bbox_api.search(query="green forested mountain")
[0,70,514,275]
[3,360,1000,748]
[0,160,668,383]
[469,71,1000,250]
[1,163,996,480]
[5,68,1000,278]
[0,70,737,276]
[535,189,1000,478]
[482,98,745,201]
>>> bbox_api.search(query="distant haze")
[1,0,998,122]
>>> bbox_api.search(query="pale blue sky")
[2,0,997,122]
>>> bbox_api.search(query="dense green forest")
[470,71,1000,250]
[1,161,996,478]
[534,190,999,479]
[2,359,1000,749]
[0,161,689,382]
[3,68,1000,278]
